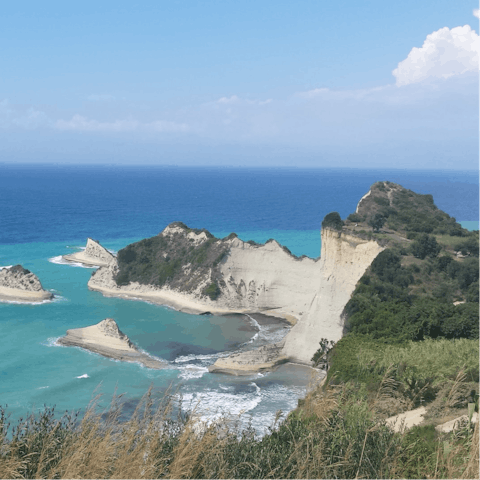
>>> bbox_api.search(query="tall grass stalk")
[0,379,478,479]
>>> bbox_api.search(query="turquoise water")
[1,235,317,434]
[1,165,477,435]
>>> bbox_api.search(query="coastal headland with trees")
[0,181,478,479]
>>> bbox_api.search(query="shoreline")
[88,282,299,324]
[0,286,53,303]
[63,252,106,268]
[88,283,302,373]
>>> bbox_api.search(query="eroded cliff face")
[63,238,116,267]
[88,223,383,367]
[88,227,319,319]
[216,237,319,318]
[281,228,384,364]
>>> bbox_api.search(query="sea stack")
[58,318,166,370]
[0,265,53,303]
[63,238,116,267]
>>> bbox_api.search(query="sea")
[0,164,478,435]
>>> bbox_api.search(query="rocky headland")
[86,185,393,373]
[0,265,53,303]
[85,181,475,374]
[63,238,116,267]
[57,318,166,369]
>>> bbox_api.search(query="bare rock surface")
[208,342,287,375]
[58,318,166,370]
[435,412,478,433]
[0,265,53,302]
[88,220,383,371]
[63,238,116,267]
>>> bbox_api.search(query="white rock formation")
[63,238,116,267]
[0,265,53,302]
[435,412,478,433]
[281,229,384,364]
[217,237,319,318]
[356,189,371,213]
[88,234,320,319]
[58,318,165,369]
[89,223,384,370]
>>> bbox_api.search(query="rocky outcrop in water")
[58,318,166,369]
[0,265,53,302]
[63,238,116,267]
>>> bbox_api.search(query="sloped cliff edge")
[63,238,116,267]
[88,221,383,368]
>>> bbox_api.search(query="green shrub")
[410,233,441,259]
[368,213,385,232]
[347,213,363,223]
[203,282,221,300]
[322,212,344,231]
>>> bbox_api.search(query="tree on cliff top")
[322,212,344,231]
[369,213,386,233]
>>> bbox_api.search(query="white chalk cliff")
[63,238,116,267]
[281,229,384,363]
[0,265,53,302]
[88,220,383,369]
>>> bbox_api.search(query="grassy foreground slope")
[0,181,478,479]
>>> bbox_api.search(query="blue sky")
[1,0,478,169]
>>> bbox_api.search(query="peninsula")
[57,318,166,369]
[87,184,392,372]
[63,238,116,267]
[0,265,53,303]
[86,181,478,374]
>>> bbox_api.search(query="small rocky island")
[0,265,53,303]
[63,238,116,267]
[57,318,166,369]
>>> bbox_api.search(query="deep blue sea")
[0,165,478,434]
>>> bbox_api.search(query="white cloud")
[474,9,480,19]
[217,95,240,104]
[393,25,479,86]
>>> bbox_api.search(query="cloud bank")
[0,23,477,169]
[393,25,479,86]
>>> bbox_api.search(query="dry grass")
[0,378,478,479]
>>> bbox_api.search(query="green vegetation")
[354,181,466,236]
[3,183,478,479]
[343,245,479,341]
[321,212,344,231]
[203,282,221,300]
[1,382,477,479]
[327,335,478,394]
[410,233,441,259]
[113,223,228,297]
[368,213,386,232]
